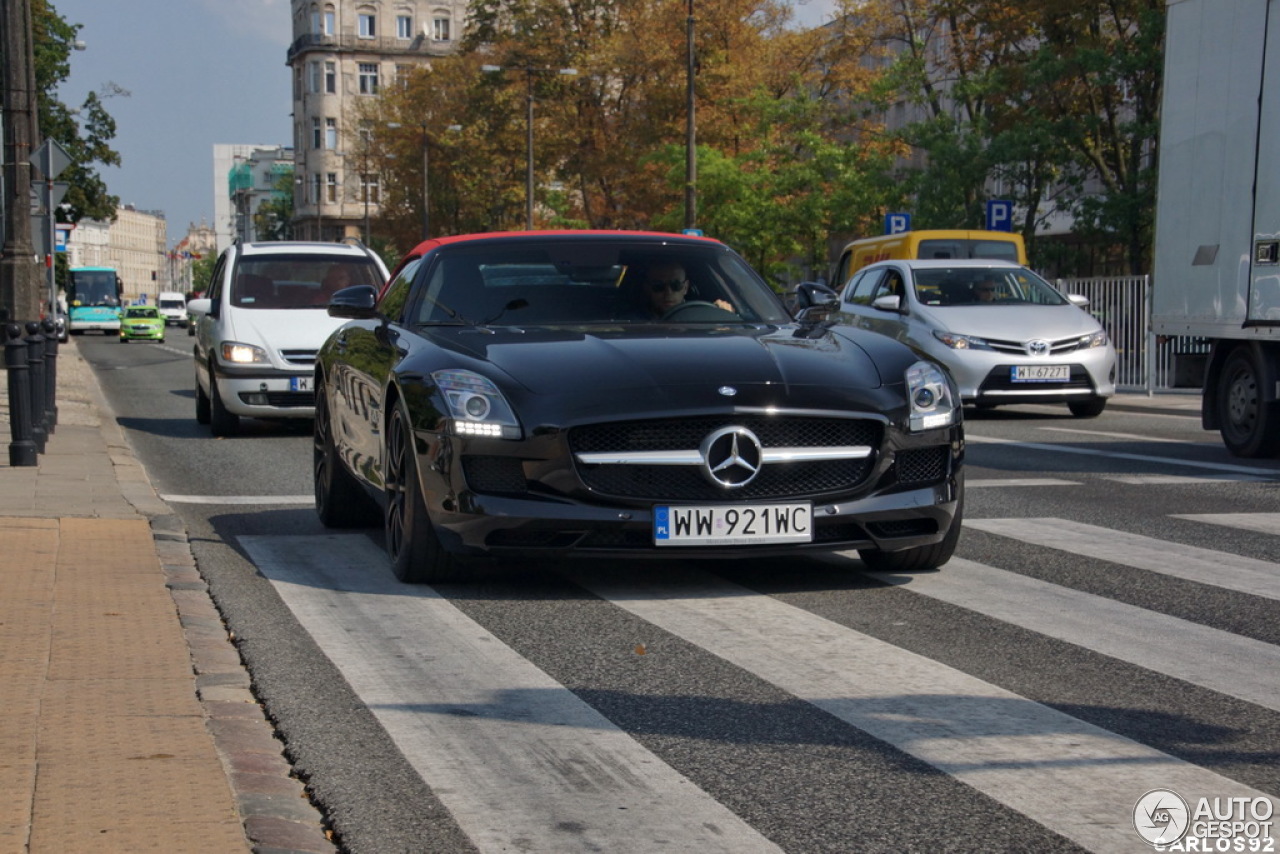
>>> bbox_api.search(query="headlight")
[1080,330,1109,348]
[221,341,269,364]
[906,361,957,432]
[433,369,521,438]
[933,330,992,351]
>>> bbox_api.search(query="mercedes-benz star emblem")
[700,426,763,488]
[718,386,738,397]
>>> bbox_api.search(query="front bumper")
[213,361,315,418]
[937,346,1116,405]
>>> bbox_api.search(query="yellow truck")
[831,229,1027,288]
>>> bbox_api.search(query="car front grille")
[238,391,315,408]
[984,335,1096,356]
[569,415,880,501]
[279,349,319,366]
[895,446,950,486]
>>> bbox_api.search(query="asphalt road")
[81,331,1280,854]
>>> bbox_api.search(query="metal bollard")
[25,321,47,454]
[42,317,58,432]
[5,323,37,466]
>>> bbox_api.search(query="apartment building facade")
[65,205,169,304]
[287,1,468,242]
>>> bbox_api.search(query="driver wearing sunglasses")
[640,260,734,318]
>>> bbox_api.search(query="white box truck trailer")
[1153,0,1280,456]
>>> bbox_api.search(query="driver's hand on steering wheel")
[714,298,733,311]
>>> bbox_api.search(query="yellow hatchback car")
[120,306,165,343]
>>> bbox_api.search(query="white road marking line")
[1172,512,1280,536]
[1038,427,1191,443]
[964,518,1280,601]
[244,534,782,854]
[966,478,1080,488]
[568,568,1272,854]
[870,559,1280,711]
[1103,474,1271,484]
[160,494,314,505]
[965,434,1280,478]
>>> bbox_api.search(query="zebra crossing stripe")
[1171,512,1280,536]
[965,518,1280,601]
[242,534,783,854]
[570,568,1272,853]
[870,558,1280,711]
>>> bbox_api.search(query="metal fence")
[1056,275,1206,393]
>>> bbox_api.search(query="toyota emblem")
[1025,338,1051,356]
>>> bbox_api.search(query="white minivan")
[188,240,389,436]
[156,291,188,327]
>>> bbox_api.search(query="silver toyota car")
[836,259,1116,417]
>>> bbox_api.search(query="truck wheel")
[1217,348,1280,457]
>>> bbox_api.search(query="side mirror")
[186,297,212,319]
[790,281,840,322]
[328,284,378,319]
[871,293,903,312]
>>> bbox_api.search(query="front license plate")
[654,503,813,546]
[1011,364,1070,382]
[290,376,312,392]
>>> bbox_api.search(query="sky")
[51,0,839,249]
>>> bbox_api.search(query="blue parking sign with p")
[885,213,911,235]
[985,200,1013,232]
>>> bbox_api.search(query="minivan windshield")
[231,255,384,309]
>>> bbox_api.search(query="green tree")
[253,169,295,241]
[35,0,123,224]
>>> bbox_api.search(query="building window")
[395,64,412,89]
[432,16,451,41]
[312,173,322,205]
[324,61,336,94]
[310,9,320,34]
[358,63,379,95]
[358,12,376,38]
[323,8,335,35]
[293,67,302,100]
[308,61,321,94]
[362,174,381,205]
[326,173,338,204]
[396,15,412,39]
[325,117,338,150]
[311,118,321,149]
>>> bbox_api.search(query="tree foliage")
[34,0,124,224]
[360,0,1164,277]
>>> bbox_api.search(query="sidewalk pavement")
[0,336,335,854]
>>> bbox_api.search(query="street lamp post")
[482,64,577,230]
[685,0,697,233]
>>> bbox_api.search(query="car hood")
[229,308,348,351]
[430,325,888,401]
[916,304,1103,340]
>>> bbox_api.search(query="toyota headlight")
[433,369,521,438]
[1080,330,1109,348]
[906,361,957,432]
[933,330,993,351]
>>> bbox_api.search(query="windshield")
[409,240,790,326]
[68,270,120,306]
[232,255,384,309]
[911,267,1069,307]
[124,307,157,318]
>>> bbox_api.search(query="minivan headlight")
[433,369,521,439]
[221,341,269,364]
[906,361,957,432]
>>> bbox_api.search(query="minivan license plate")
[290,376,311,392]
[654,503,812,546]
[1011,364,1070,382]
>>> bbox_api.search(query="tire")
[209,370,240,437]
[1217,348,1280,457]
[195,376,211,425]
[384,399,466,583]
[314,382,378,528]
[119,337,128,344]
[1068,397,1107,418]
[859,475,964,573]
